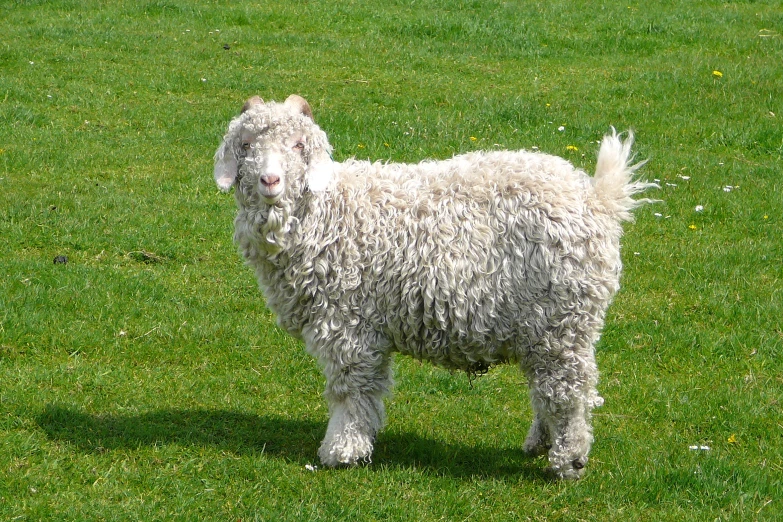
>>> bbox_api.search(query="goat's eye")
[293,141,305,151]
[241,142,251,151]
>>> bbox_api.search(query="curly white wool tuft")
[214,95,657,479]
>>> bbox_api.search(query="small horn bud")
[284,94,313,120]
[241,96,263,113]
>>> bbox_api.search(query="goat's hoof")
[522,443,550,458]
[550,466,585,481]
[549,457,588,480]
[318,434,374,468]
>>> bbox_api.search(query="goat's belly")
[392,334,512,373]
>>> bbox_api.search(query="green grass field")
[1,0,781,519]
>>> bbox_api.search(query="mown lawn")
[1,0,781,520]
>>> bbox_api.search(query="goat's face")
[239,123,306,204]
[214,95,334,206]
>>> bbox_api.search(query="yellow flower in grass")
[713,70,723,78]
[727,434,737,444]
[689,224,697,230]
[470,136,478,142]
[566,145,578,152]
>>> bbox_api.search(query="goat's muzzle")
[260,174,281,189]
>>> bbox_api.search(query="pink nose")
[260,174,280,187]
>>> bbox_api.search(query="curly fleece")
[214,95,656,479]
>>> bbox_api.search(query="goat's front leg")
[312,327,392,467]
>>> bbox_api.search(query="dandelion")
[566,145,578,152]
[357,144,365,149]
[469,136,477,142]
[763,215,769,220]
[689,224,697,230]
[727,434,737,444]
[712,70,723,78]
[695,205,704,212]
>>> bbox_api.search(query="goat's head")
[214,95,334,205]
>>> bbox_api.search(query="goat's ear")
[214,137,238,192]
[214,97,261,192]
[284,94,314,120]
[306,151,334,193]
[242,96,263,113]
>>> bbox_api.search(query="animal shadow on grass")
[37,404,547,481]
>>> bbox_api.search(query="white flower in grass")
[695,205,704,212]
[723,185,734,192]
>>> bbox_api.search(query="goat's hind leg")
[540,395,594,480]
[523,333,602,480]
[523,409,551,457]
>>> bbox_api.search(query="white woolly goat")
[214,95,656,479]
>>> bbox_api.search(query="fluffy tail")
[593,129,658,222]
